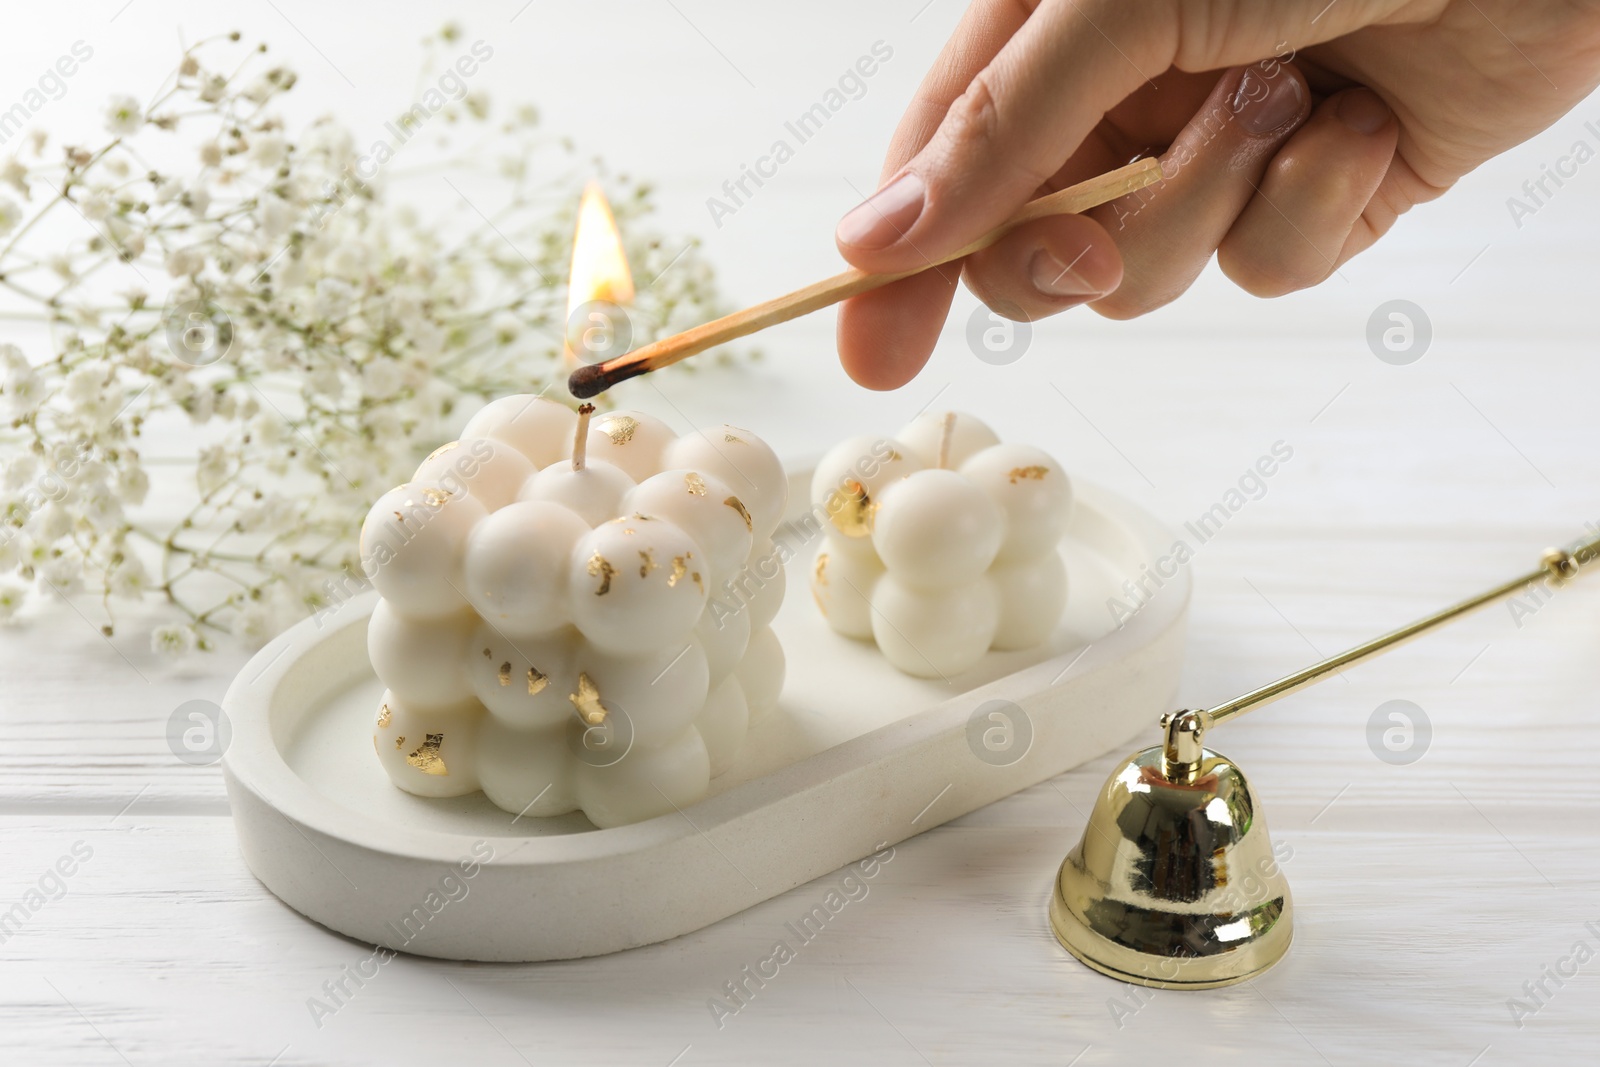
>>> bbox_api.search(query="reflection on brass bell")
[1051,535,1600,988]
[1050,727,1291,987]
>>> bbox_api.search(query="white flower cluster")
[0,29,746,652]
[361,395,788,829]
[809,412,1073,677]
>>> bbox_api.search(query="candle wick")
[936,411,956,470]
[572,403,594,471]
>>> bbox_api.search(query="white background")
[3,1,1599,1064]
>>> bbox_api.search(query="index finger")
[832,0,1036,391]
[836,0,1173,273]
[874,0,1039,182]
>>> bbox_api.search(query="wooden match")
[567,157,1163,399]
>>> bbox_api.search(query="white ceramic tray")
[221,473,1189,961]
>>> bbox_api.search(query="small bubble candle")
[809,411,1072,678]
[358,396,788,829]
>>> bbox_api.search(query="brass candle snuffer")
[1051,532,1600,989]
[560,156,1600,990]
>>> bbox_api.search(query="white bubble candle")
[359,396,788,828]
[809,411,1072,678]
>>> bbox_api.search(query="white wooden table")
[5,2,1600,1063]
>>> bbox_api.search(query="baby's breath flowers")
[0,29,747,654]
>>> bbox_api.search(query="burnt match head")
[567,362,608,399]
[567,359,649,400]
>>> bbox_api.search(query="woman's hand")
[834,0,1600,389]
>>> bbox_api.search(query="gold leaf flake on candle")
[599,415,638,445]
[610,512,656,535]
[723,495,752,531]
[569,672,606,725]
[668,554,689,587]
[828,479,876,539]
[723,428,748,444]
[888,449,903,462]
[1007,465,1049,484]
[527,667,548,695]
[395,735,405,749]
[482,647,492,657]
[421,487,453,508]
[376,703,392,728]
[425,441,461,461]
[692,571,703,594]
[814,552,829,586]
[587,551,616,595]
[639,549,657,578]
[498,661,512,687]
[406,733,448,775]
[684,472,708,496]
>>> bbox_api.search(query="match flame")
[566,181,634,324]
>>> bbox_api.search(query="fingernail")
[1231,66,1305,137]
[1029,249,1103,299]
[1337,89,1392,135]
[837,172,926,250]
